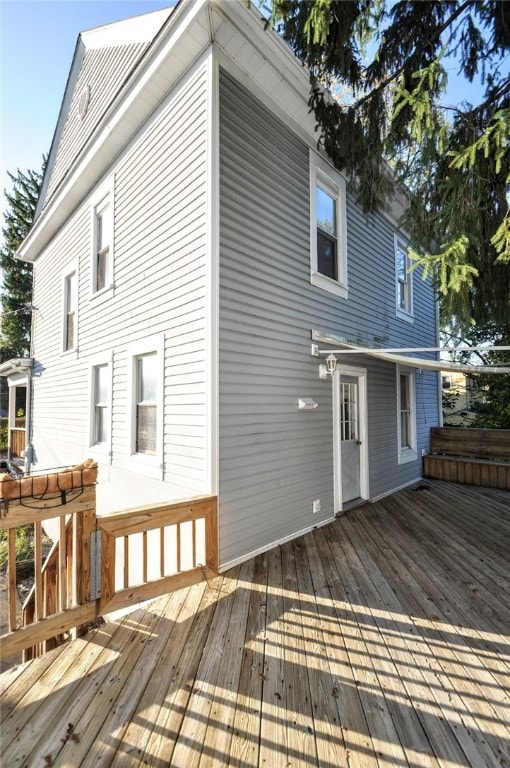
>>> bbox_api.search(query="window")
[88,356,112,455]
[397,368,417,463]
[135,354,157,455]
[316,185,338,280]
[63,269,77,352]
[95,198,111,291]
[310,151,348,298]
[91,181,114,296]
[395,235,413,319]
[127,336,164,477]
[92,364,109,445]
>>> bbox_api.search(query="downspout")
[24,368,33,474]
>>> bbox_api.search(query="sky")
[0,0,175,203]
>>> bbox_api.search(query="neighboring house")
[442,371,481,426]
[14,0,442,570]
[0,358,32,466]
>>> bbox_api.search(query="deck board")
[1,480,509,768]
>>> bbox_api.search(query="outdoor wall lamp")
[326,354,338,374]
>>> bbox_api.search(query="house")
[14,0,442,571]
[441,371,481,426]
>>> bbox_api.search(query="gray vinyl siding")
[45,42,149,205]
[30,62,209,509]
[218,70,439,565]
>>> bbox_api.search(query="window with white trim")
[91,181,114,296]
[91,363,109,447]
[397,367,417,463]
[395,235,413,319]
[95,198,111,291]
[135,353,157,455]
[127,336,164,477]
[63,269,77,352]
[310,151,348,298]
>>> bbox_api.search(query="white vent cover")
[78,85,91,120]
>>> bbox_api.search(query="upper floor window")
[94,198,111,292]
[397,367,417,463]
[310,151,348,299]
[395,235,413,320]
[63,268,77,352]
[316,185,338,280]
[91,181,114,296]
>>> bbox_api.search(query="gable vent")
[78,85,91,120]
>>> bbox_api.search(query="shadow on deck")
[1,480,509,768]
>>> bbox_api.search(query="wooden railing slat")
[176,523,181,573]
[142,530,148,583]
[99,530,115,610]
[59,516,66,612]
[206,504,218,573]
[34,522,43,622]
[8,528,16,632]
[160,528,165,578]
[123,536,129,590]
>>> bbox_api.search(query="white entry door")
[334,367,368,512]
[340,376,360,501]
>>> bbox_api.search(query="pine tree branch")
[352,0,480,109]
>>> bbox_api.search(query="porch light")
[326,354,337,374]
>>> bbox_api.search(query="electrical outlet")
[312,499,321,514]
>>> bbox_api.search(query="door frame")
[333,364,369,513]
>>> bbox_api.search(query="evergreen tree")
[271,0,510,328]
[0,167,42,363]
[472,360,510,429]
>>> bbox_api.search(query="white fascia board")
[81,7,173,48]
[35,38,86,220]
[36,11,172,220]
[18,0,209,264]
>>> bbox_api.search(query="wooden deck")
[1,480,509,768]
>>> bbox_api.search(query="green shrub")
[0,418,7,452]
[0,526,35,571]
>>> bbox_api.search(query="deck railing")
[0,468,217,661]
[97,496,217,615]
[0,484,97,660]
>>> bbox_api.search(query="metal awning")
[311,330,510,375]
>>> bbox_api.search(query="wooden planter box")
[0,460,98,501]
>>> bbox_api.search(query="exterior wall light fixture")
[326,354,337,374]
